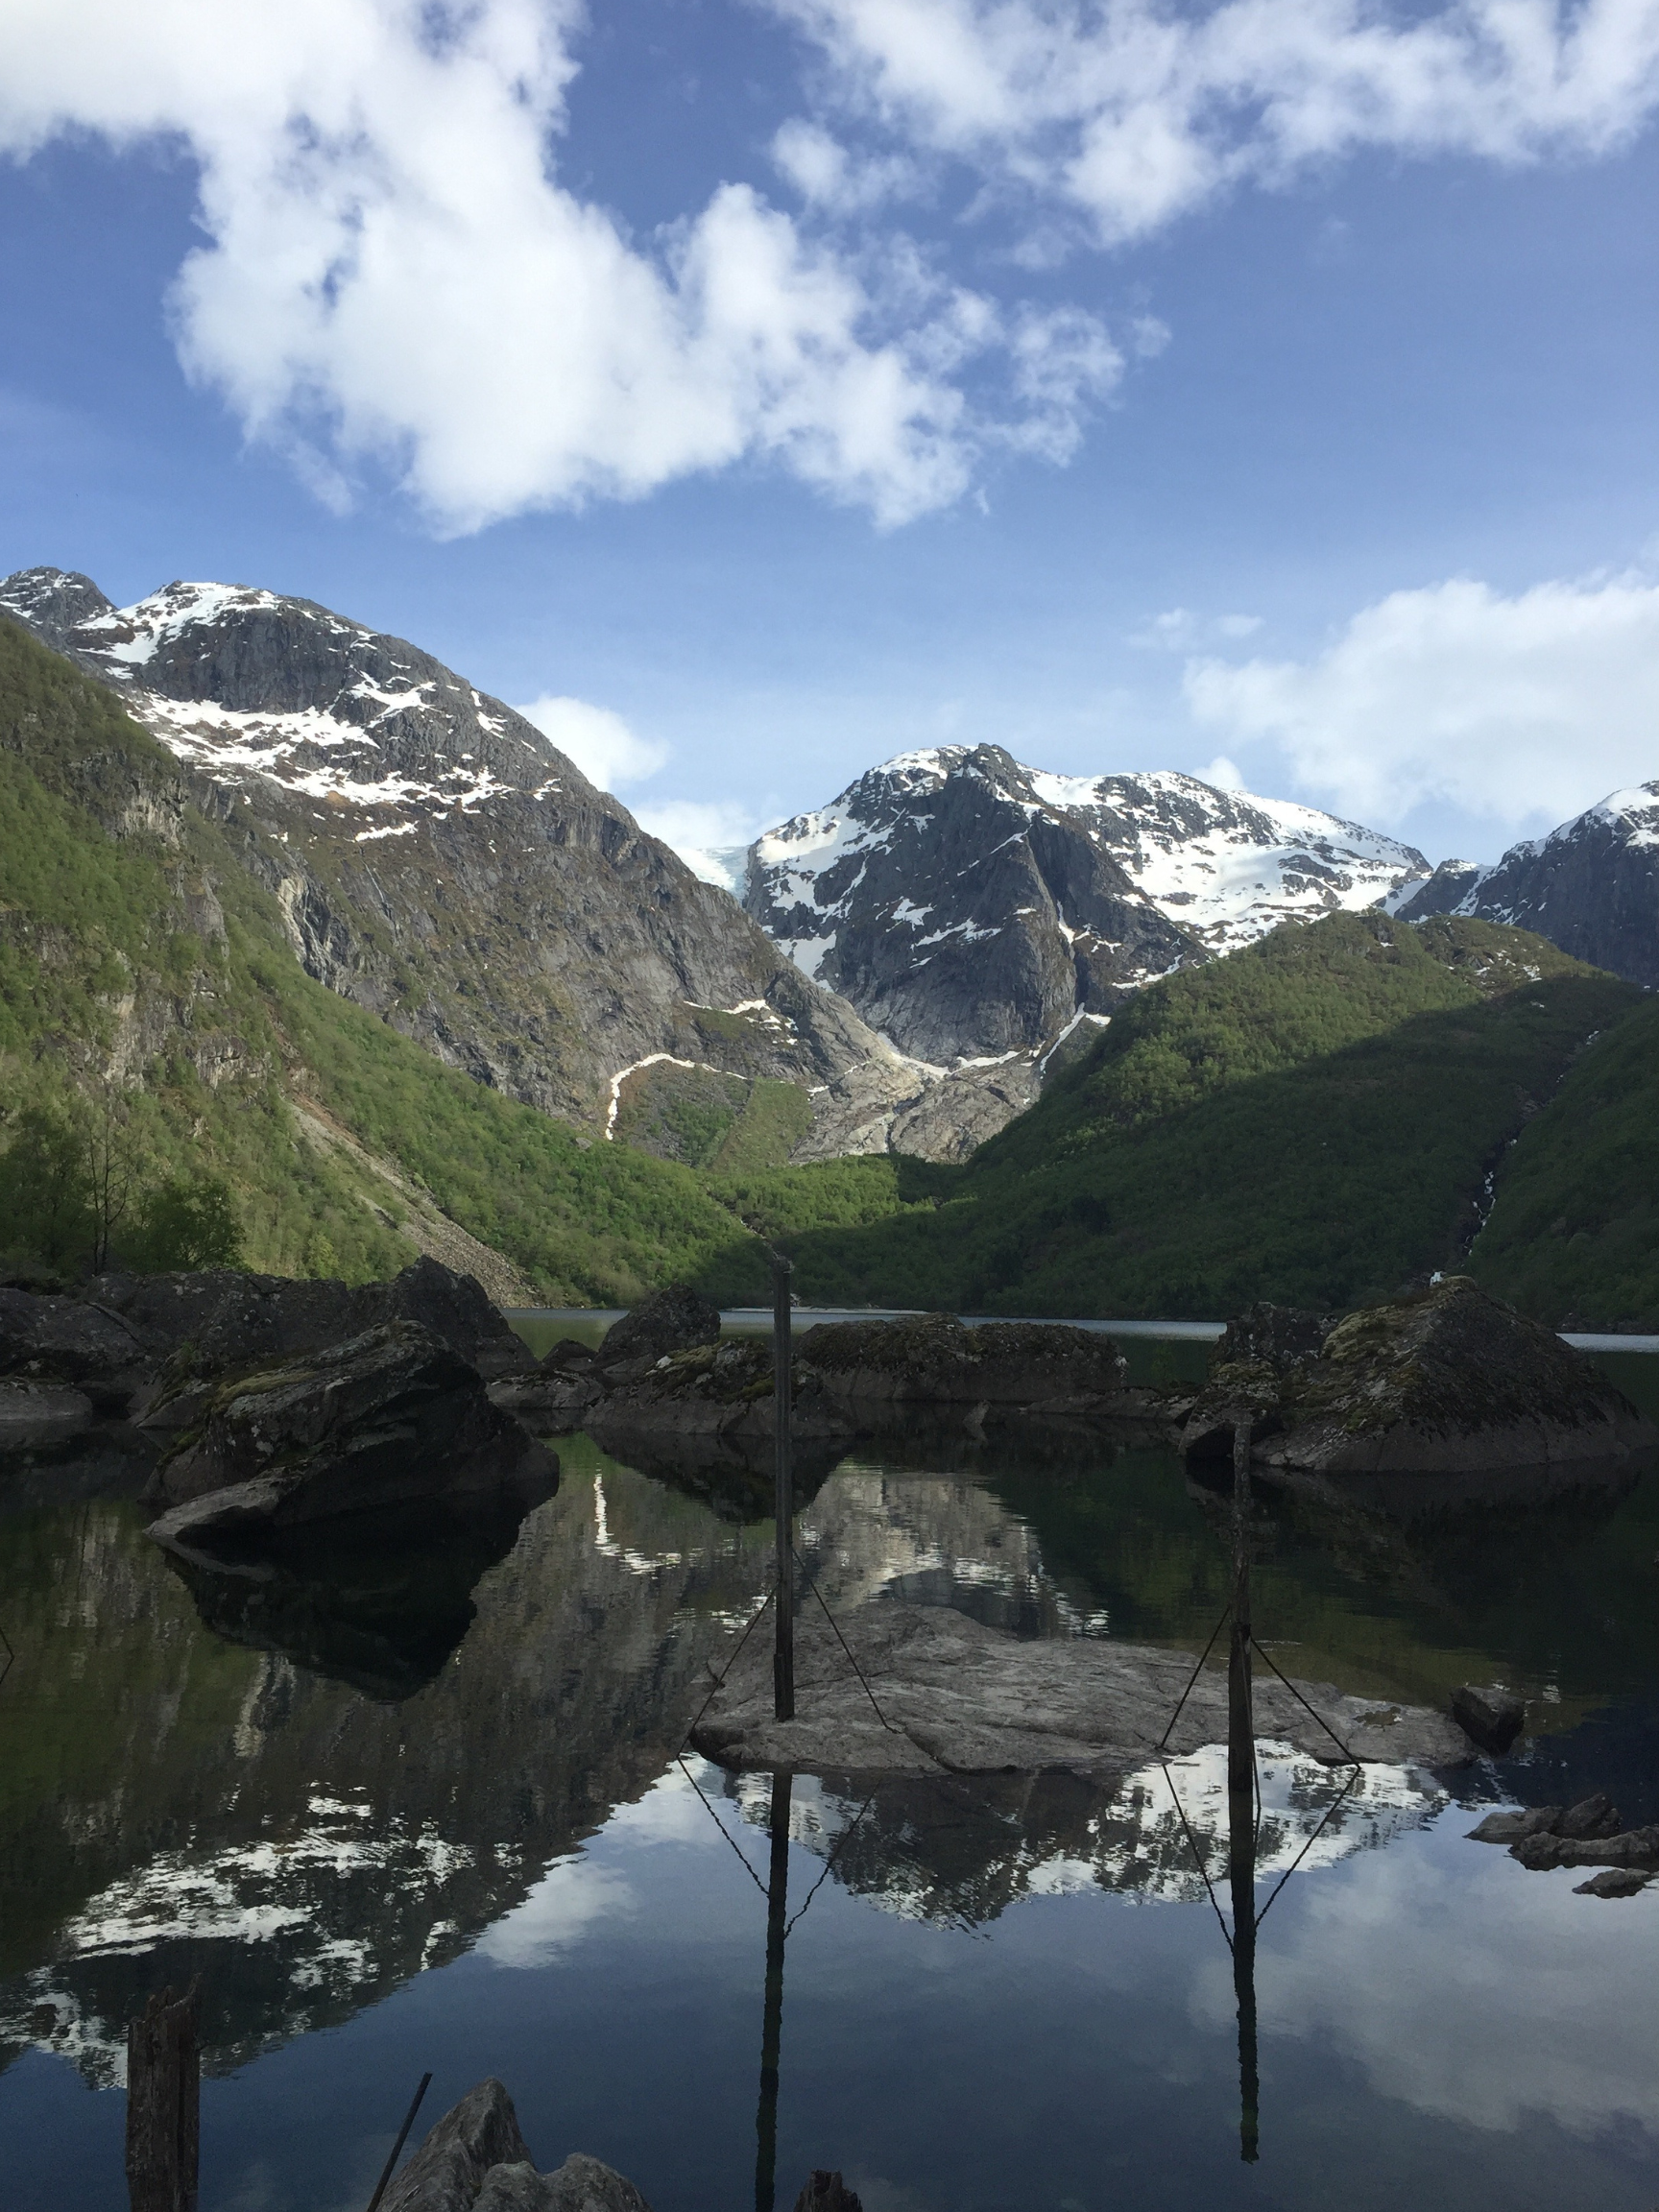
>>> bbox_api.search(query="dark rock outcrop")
[1216,1302,1332,1370]
[0,1286,146,1409]
[475,2154,653,2211]
[587,1335,856,1454]
[0,1379,97,1447]
[1573,1868,1653,1897]
[144,1322,555,1548]
[107,1257,536,1401]
[598,1286,721,1369]
[1450,1683,1527,1755]
[1184,1277,1654,1476]
[800,1313,1129,1411]
[489,1339,604,1431]
[1469,1792,1659,1879]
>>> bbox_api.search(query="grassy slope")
[0,616,765,1301]
[1469,997,1659,1327]
[705,912,1640,1317]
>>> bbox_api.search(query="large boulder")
[691,1599,1472,1778]
[0,1286,147,1409]
[1185,1277,1654,1477]
[102,1255,536,1397]
[799,1313,1128,1410]
[144,1321,555,1549]
[597,1285,721,1369]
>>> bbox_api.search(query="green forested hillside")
[1469,997,1659,1327]
[0,615,765,1301]
[701,912,1643,1319]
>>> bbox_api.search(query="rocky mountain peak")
[1395,781,1659,987]
[744,745,1429,1067]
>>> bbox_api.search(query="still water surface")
[2,1332,1657,2212]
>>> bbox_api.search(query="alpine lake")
[3,1319,1658,2212]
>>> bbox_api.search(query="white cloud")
[517,694,668,791]
[773,117,923,212]
[1133,607,1261,650]
[1185,569,1659,829]
[633,798,769,889]
[474,1857,633,1968]
[0,0,1100,531]
[769,0,1659,244]
[1197,753,1247,790]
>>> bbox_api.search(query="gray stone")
[1216,1304,1332,1371]
[144,1321,555,1545]
[1510,1824,1659,1872]
[1450,1684,1527,1755]
[1572,1868,1653,1898]
[1557,1791,1623,1839]
[379,2080,532,2212]
[691,1600,1471,1779]
[598,1286,721,1369]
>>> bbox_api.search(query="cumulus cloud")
[1185,570,1659,829]
[517,694,669,791]
[769,0,1659,244]
[0,0,1119,530]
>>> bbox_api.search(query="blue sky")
[2,0,1657,870]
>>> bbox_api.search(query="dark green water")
[2,1353,1656,2211]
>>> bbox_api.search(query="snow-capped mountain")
[743,745,1429,1064]
[0,566,898,1138]
[1395,782,1659,987]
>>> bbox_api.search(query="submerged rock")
[598,1285,721,1370]
[691,1600,1472,1778]
[144,1321,554,1550]
[799,1312,1128,1411]
[1185,1277,1653,1477]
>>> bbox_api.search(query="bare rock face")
[1450,1683,1527,1755]
[144,1321,554,1546]
[1185,1277,1654,1476]
[376,2080,653,2212]
[800,1312,1128,1411]
[1395,781,1659,987]
[691,1600,1472,1778]
[379,2079,533,2212]
[598,1286,722,1369]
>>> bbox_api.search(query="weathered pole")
[754,1768,793,2212]
[1228,1414,1259,2163]
[126,1981,200,2212]
[773,1250,795,1722]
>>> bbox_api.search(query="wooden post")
[773,1252,795,1723]
[126,1982,200,2212]
[755,1769,793,2212]
[1227,1416,1259,2163]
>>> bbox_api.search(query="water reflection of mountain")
[4,1419,1656,2098]
[723,1747,1442,1934]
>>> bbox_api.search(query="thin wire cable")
[783,1783,885,1937]
[1248,1636,1361,1765]
[1157,1756,1233,1954]
[680,1584,776,1754]
[1153,1604,1231,1754]
[1253,1765,1363,1930]
[674,1756,771,1902]
[792,1546,902,1734]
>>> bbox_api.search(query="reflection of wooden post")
[755,1769,793,2212]
[1227,1417,1259,2163]
[126,1982,200,2212]
[773,1253,795,1722]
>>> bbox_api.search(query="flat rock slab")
[691,1602,1471,1778]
